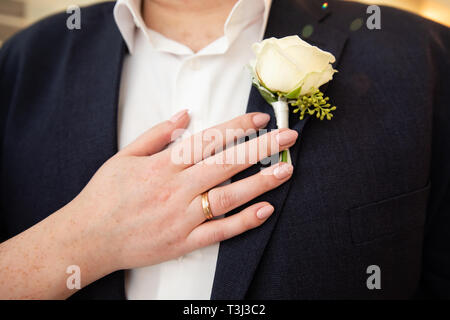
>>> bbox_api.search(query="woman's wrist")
[55,199,120,289]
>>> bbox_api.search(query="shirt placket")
[173,55,207,134]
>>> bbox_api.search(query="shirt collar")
[114,0,272,55]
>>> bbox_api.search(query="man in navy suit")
[0,0,449,299]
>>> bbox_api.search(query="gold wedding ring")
[201,192,214,220]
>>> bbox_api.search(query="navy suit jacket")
[0,0,449,299]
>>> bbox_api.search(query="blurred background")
[0,0,449,46]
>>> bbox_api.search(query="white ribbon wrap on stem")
[271,100,292,164]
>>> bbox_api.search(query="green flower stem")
[280,150,288,163]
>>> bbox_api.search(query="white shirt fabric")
[114,0,271,300]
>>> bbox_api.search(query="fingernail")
[257,205,274,220]
[170,109,188,123]
[276,129,298,145]
[273,163,293,179]
[252,113,270,128]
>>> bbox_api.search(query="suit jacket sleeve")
[0,39,15,243]
[420,21,450,298]
[0,45,7,242]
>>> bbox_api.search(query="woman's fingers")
[187,162,293,225]
[185,202,274,251]
[167,112,270,168]
[183,128,298,193]
[119,109,190,156]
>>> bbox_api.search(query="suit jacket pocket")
[349,182,431,244]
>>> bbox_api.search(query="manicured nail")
[252,113,270,128]
[257,205,274,219]
[276,129,298,145]
[273,163,293,179]
[170,109,188,123]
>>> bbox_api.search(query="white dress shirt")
[114,0,271,300]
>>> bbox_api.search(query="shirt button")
[187,59,201,70]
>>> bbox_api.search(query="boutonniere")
[249,35,338,164]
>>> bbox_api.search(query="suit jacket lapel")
[211,0,348,299]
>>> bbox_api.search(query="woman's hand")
[0,110,298,299]
[72,109,297,269]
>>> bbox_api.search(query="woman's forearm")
[0,204,112,299]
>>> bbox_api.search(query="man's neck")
[143,0,238,52]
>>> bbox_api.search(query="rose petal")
[252,37,277,55]
[282,44,336,75]
[275,35,313,49]
[256,43,304,93]
[300,64,337,95]
[278,36,337,64]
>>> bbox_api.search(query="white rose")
[252,35,337,96]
